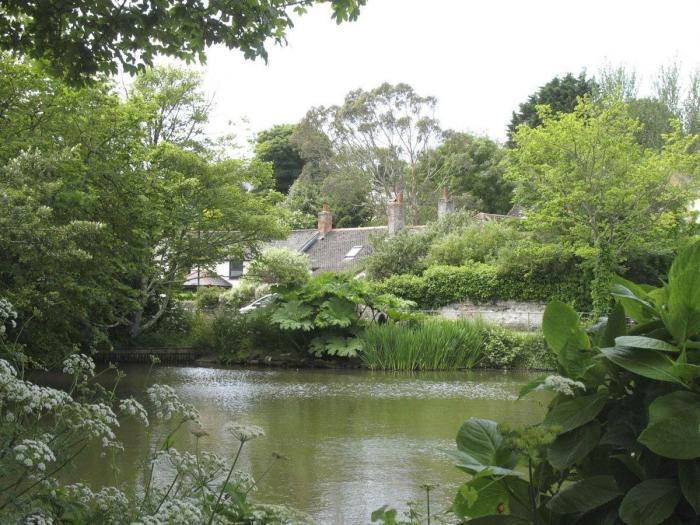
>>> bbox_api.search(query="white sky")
[195,0,700,149]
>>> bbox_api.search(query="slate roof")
[305,226,387,274]
[183,270,232,288]
[264,229,318,253]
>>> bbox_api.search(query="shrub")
[426,221,522,266]
[360,318,486,371]
[379,263,591,311]
[219,281,269,311]
[196,308,292,362]
[244,247,311,288]
[479,325,554,370]
[194,286,223,311]
[365,229,434,280]
[443,242,700,524]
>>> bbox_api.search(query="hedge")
[379,262,591,311]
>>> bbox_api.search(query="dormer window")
[344,246,363,259]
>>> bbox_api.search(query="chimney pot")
[318,204,332,236]
[387,193,405,235]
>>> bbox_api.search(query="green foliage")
[480,326,554,370]
[507,71,597,146]
[508,96,700,314]
[365,229,434,280]
[360,318,487,371]
[244,247,311,288]
[195,287,224,311]
[0,58,287,359]
[269,273,412,358]
[426,222,523,266]
[380,263,590,311]
[197,308,291,362]
[255,124,305,193]
[444,241,700,524]
[421,131,513,214]
[0,1,366,84]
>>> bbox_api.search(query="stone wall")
[435,301,546,331]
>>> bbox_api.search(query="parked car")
[239,293,277,314]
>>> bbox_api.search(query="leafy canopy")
[0,0,367,84]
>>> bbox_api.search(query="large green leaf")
[315,296,357,328]
[600,301,627,347]
[446,450,522,477]
[679,459,700,514]
[543,392,608,434]
[614,336,679,353]
[611,277,656,324]
[456,418,516,469]
[546,476,622,515]
[270,300,314,331]
[543,301,589,354]
[453,478,510,519]
[618,479,681,525]
[661,241,700,344]
[638,391,700,459]
[600,346,684,385]
[547,421,601,470]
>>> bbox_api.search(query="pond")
[63,365,549,524]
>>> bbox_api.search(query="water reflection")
[64,366,548,524]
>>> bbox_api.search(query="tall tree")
[306,83,443,223]
[507,72,597,146]
[0,0,366,84]
[420,131,512,214]
[596,63,639,102]
[654,60,682,117]
[508,97,699,315]
[254,124,305,193]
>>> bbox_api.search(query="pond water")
[63,365,549,524]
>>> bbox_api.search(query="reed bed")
[360,318,487,371]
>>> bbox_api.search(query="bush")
[365,229,434,280]
[479,325,554,370]
[194,286,223,311]
[426,221,522,266]
[244,247,311,288]
[218,281,269,311]
[196,308,292,362]
[379,262,591,311]
[360,318,486,371]
[444,243,700,523]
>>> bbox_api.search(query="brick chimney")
[438,187,455,219]
[387,192,405,236]
[318,204,332,237]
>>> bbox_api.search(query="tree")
[130,66,211,150]
[595,62,638,102]
[0,0,366,84]
[421,131,513,214]
[507,72,597,146]
[627,98,675,151]
[508,97,699,315]
[306,83,443,222]
[244,247,311,288]
[254,124,305,193]
[654,60,682,117]
[0,58,287,356]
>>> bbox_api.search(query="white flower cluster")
[0,359,71,418]
[62,484,129,524]
[536,375,586,396]
[14,438,55,473]
[119,397,149,427]
[146,384,198,422]
[64,402,119,441]
[161,448,225,480]
[94,486,129,515]
[24,514,54,525]
[138,498,202,525]
[250,504,314,525]
[61,353,95,379]
[225,422,265,443]
[0,297,17,336]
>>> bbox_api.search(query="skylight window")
[344,245,363,259]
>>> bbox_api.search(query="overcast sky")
[193,0,700,149]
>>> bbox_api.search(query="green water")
[65,365,548,524]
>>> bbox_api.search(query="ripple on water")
[155,367,520,409]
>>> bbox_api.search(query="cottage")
[184,191,520,289]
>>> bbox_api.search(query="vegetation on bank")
[375,241,700,525]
